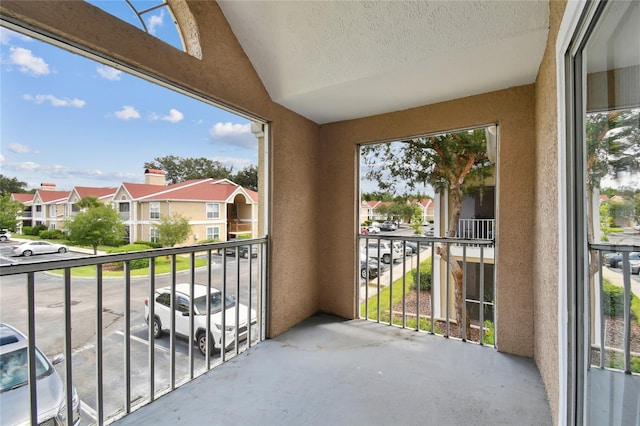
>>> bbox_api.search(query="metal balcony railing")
[589,244,640,375]
[457,218,495,241]
[0,237,268,425]
[358,235,495,346]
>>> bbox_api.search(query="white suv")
[0,230,11,242]
[144,283,257,355]
[363,240,404,264]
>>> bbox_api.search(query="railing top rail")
[358,234,494,246]
[0,236,267,276]
[589,243,640,252]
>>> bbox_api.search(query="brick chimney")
[40,182,56,191]
[144,169,166,185]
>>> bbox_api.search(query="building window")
[206,226,220,241]
[566,1,639,423]
[150,228,159,243]
[150,202,160,219]
[49,205,56,216]
[206,203,220,219]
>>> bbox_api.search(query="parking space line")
[114,329,171,353]
[80,401,98,423]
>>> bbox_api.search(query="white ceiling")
[217,1,549,125]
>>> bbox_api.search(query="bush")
[134,240,162,249]
[483,320,495,345]
[411,259,432,292]
[602,280,626,317]
[107,244,153,270]
[23,225,47,236]
[22,226,33,236]
[39,229,65,240]
[198,238,220,245]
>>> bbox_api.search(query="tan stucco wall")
[319,85,537,356]
[0,0,321,337]
[533,1,567,423]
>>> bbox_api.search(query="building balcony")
[228,218,252,234]
[2,236,636,425]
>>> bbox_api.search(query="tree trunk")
[93,244,98,255]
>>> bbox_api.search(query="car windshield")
[193,292,236,314]
[0,348,51,392]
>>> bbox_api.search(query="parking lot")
[0,239,261,425]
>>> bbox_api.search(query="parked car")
[11,241,68,257]
[630,259,640,274]
[379,221,397,231]
[366,225,381,234]
[363,240,403,264]
[405,241,419,254]
[0,230,11,241]
[0,323,80,426]
[606,252,640,268]
[391,240,412,256]
[217,239,258,258]
[360,259,379,279]
[144,283,257,355]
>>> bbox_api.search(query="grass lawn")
[51,255,208,277]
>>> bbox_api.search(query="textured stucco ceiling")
[217,1,549,124]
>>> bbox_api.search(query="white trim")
[556,1,588,424]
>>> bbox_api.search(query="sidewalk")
[602,266,640,297]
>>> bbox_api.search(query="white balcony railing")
[457,218,495,241]
[0,238,267,425]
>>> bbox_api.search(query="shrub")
[602,279,626,317]
[22,226,33,236]
[134,240,162,249]
[33,224,47,236]
[107,244,153,269]
[411,259,432,292]
[198,238,220,245]
[483,320,495,345]
[39,229,65,240]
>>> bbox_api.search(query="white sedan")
[11,241,68,257]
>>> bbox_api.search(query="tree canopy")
[0,195,24,231]
[65,205,124,254]
[144,156,259,191]
[156,213,191,247]
[0,175,28,196]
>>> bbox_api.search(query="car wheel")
[361,268,368,279]
[152,317,163,338]
[23,250,32,257]
[382,254,391,264]
[241,251,248,259]
[0,236,6,242]
[197,331,214,356]
[58,247,67,253]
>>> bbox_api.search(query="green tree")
[363,128,493,337]
[145,155,234,184]
[232,165,258,191]
[156,213,191,247]
[0,175,28,196]
[65,205,124,254]
[0,195,24,231]
[76,196,102,209]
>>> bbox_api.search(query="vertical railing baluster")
[445,242,450,337]
[206,250,213,369]
[189,252,195,379]
[248,245,253,348]
[169,256,176,390]
[27,272,37,426]
[365,238,370,320]
[221,251,227,362]
[376,237,381,323]
[96,264,104,424]
[402,240,407,328]
[235,248,241,354]
[597,251,604,368]
[123,261,131,414]
[621,252,631,374]
[63,267,74,425]
[148,258,155,402]
[479,247,485,346]
[430,241,435,335]
[462,245,467,341]
[416,241,421,331]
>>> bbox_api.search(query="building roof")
[11,193,34,204]
[121,178,258,203]
[36,190,70,203]
[74,186,118,199]
[413,198,434,209]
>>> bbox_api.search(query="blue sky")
[0,4,257,192]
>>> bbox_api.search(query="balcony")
[227,219,252,234]
[0,236,556,425]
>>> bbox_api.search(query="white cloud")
[0,28,32,45]
[146,9,165,35]
[0,154,4,164]
[114,105,141,120]
[215,156,255,171]
[23,94,85,108]
[9,46,49,76]
[8,143,39,154]
[208,122,256,150]
[150,108,184,123]
[96,65,122,81]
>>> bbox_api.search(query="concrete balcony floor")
[115,314,552,425]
